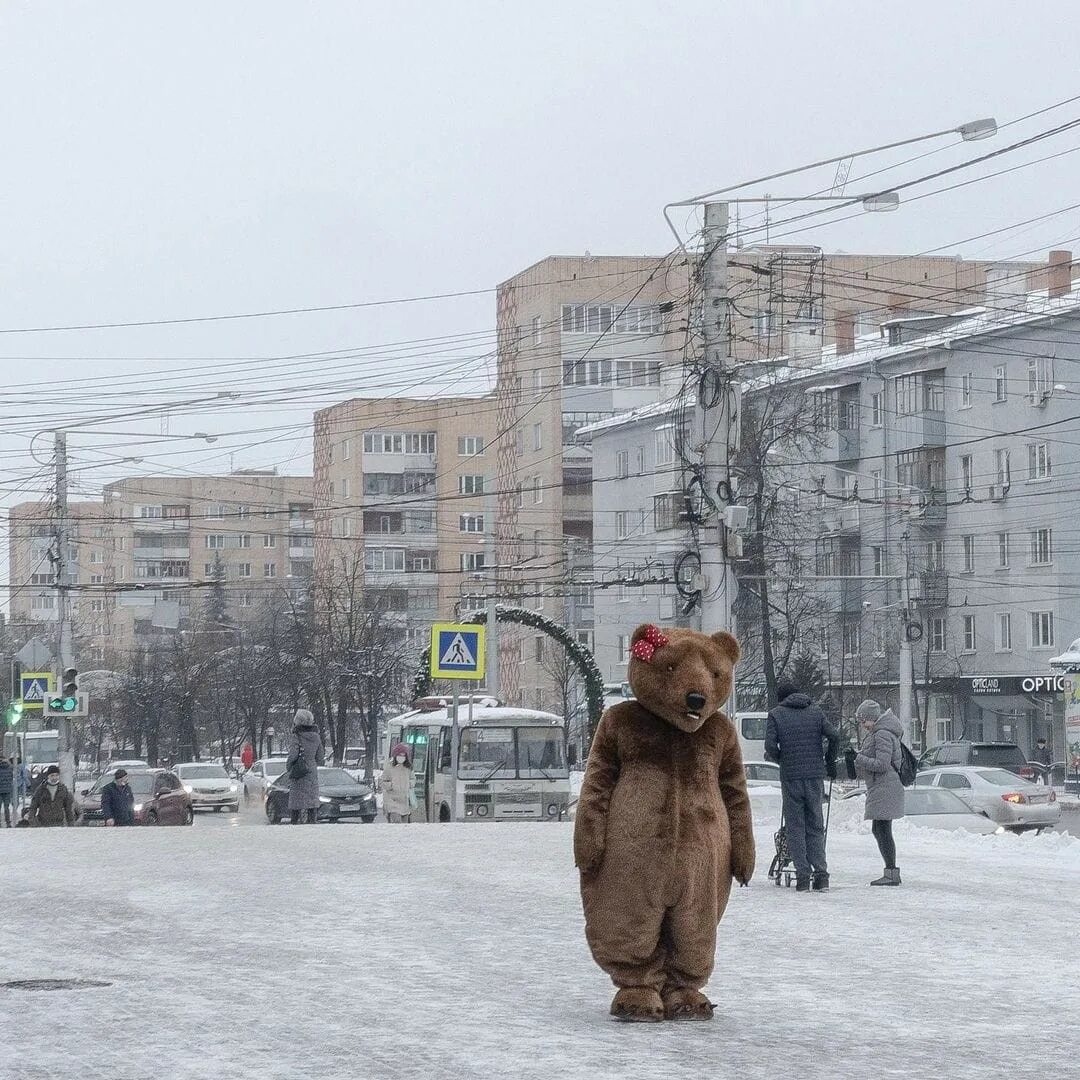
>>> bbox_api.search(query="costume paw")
[732,847,755,886]
[610,986,665,1022]
[662,987,715,1021]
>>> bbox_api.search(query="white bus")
[383,704,571,822]
[2,728,60,783]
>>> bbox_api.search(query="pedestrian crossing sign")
[20,672,54,712]
[430,622,485,681]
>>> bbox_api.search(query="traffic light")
[44,666,85,717]
[5,699,23,727]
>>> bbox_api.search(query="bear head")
[627,624,740,733]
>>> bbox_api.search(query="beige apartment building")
[312,394,498,661]
[494,250,1042,709]
[8,473,314,663]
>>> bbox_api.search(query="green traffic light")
[62,696,78,713]
[6,701,23,727]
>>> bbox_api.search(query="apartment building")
[586,250,1079,762]
[494,249,1038,709]
[312,394,498,661]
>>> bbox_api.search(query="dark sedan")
[265,767,377,824]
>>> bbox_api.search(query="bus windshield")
[458,726,568,780]
[13,734,60,766]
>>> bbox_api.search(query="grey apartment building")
[586,252,1078,761]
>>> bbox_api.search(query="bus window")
[404,729,429,776]
[517,727,568,778]
[438,730,452,773]
[458,727,515,779]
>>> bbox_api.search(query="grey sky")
[2,0,1079,500]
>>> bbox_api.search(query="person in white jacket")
[381,743,416,823]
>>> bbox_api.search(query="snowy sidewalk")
[1,809,1076,1080]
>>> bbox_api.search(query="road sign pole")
[450,689,460,823]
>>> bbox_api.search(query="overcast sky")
[2,0,1079,502]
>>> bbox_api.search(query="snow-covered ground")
[1,796,1076,1080]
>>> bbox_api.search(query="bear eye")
[666,664,675,673]
[712,671,721,679]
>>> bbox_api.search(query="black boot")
[870,867,901,886]
[812,872,830,892]
[795,875,811,892]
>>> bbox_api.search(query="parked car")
[106,758,149,772]
[78,768,194,826]
[843,784,1005,834]
[915,766,1060,833]
[744,761,782,788]
[242,758,289,804]
[265,767,377,824]
[917,741,1037,782]
[173,762,241,813]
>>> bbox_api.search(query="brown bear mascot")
[574,623,754,1022]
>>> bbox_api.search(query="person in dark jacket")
[1031,737,1053,783]
[0,757,15,827]
[854,700,905,886]
[101,768,136,826]
[27,766,78,827]
[286,709,325,824]
[765,680,840,892]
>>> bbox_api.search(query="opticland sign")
[964,674,1072,696]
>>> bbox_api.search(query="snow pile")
[0,816,1075,1080]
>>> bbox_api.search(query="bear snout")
[685,692,707,713]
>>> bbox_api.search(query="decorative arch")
[412,606,605,745]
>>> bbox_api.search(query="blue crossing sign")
[429,622,486,680]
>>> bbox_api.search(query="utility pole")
[53,431,76,790]
[694,202,738,648]
[485,593,499,702]
[898,536,915,747]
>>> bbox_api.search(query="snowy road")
[1,800,1076,1080]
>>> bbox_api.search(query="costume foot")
[610,987,665,1023]
[662,987,715,1021]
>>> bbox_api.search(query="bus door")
[402,725,433,822]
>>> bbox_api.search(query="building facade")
[586,251,1079,761]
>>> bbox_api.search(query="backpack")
[896,742,918,787]
[287,740,310,781]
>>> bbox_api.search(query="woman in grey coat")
[853,699,905,886]
[286,709,325,824]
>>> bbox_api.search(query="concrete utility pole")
[898,538,915,747]
[485,594,499,702]
[53,431,76,790]
[694,202,737,643]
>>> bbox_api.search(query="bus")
[2,729,60,784]
[383,704,571,822]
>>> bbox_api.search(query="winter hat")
[114,768,128,779]
[390,743,411,765]
[45,765,61,777]
[855,699,882,723]
[775,680,799,703]
[292,708,316,730]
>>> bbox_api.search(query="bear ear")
[711,630,741,666]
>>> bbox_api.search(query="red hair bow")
[630,625,669,663]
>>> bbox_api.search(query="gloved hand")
[826,759,837,781]
[844,748,857,779]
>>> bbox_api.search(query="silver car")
[242,758,290,804]
[173,762,241,813]
[915,766,1060,833]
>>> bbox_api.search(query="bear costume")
[574,623,754,1022]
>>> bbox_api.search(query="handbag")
[287,739,310,781]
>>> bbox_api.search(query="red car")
[79,769,194,826]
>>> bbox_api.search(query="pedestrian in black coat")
[101,769,136,826]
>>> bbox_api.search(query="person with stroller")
[851,699,905,886]
[1031,737,1053,784]
[764,679,840,892]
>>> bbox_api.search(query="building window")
[960,454,973,493]
[872,546,886,577]
[562,303,662,335]
[514,483,523,509]
[997,532,1009,568]
[872,620,888,656]
[263,534,276,548]
[205,535,225,549]
[961,373,972,408]
[869,392,882,426]
[459,514,485,533]
[963,615,976,652]
[459,475,485,495]
[532,530,541,558]
[870,470,883,500]
[1030,527,1053,566]
[238,534,251,549]
[635,446,645,474]
[616,450,629,479]
[264,562,278,578]
[409,554,433,572]
[90,598,106,613]
[925,540,945,570]
[207,504,226,520]
[923,371,945,411]
[532,475,542,504]
[655,427,674,468]
[239,593,253,608]
[996,612,1012,651]
[616,511,629,539]
[894,374,918,416]
[842,622,861,658]
[617,634,629,663]
[962,535,976,573]
[204,563,214,576]
[653,492,679,531]
[460,552,486,572]
[614,359,661,387]
[238,563,251,578]
[1027,442,1052,480]
[364,548,406,572]
[1027,356,1053,403]
[458,436,484,456]
[532,314,542,346]
[342,439,351,460]
[534,635,544,662]
[533,423,543,451]
[994,364,1007,402]
[994,448,1011,488]
[930,616,946,653]
[340,477,350,499]
[1030,610,1055,648]
[89,550,104,565]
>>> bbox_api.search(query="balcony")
[892,410,946,453]
[905,490,947,528]
[563,490,591,523]
[821,427,861,461]
[823,504,860,536]
[837,577,864,614]
[130,516,190,532]
[288,546,315,560]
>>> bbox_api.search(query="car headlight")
[133,803,144,812]
[182,784,193,794]
[995,826,1006,834]
[229,783,239,792]
[319,796,332,804]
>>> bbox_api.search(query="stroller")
[767,780,833,887]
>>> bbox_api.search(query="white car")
[915,766,1061,833]
[843,785,1004,834]
[173,762,241,813]
[744,761,782,788]
[1049,637,1080,669]
[242,758,290,804]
